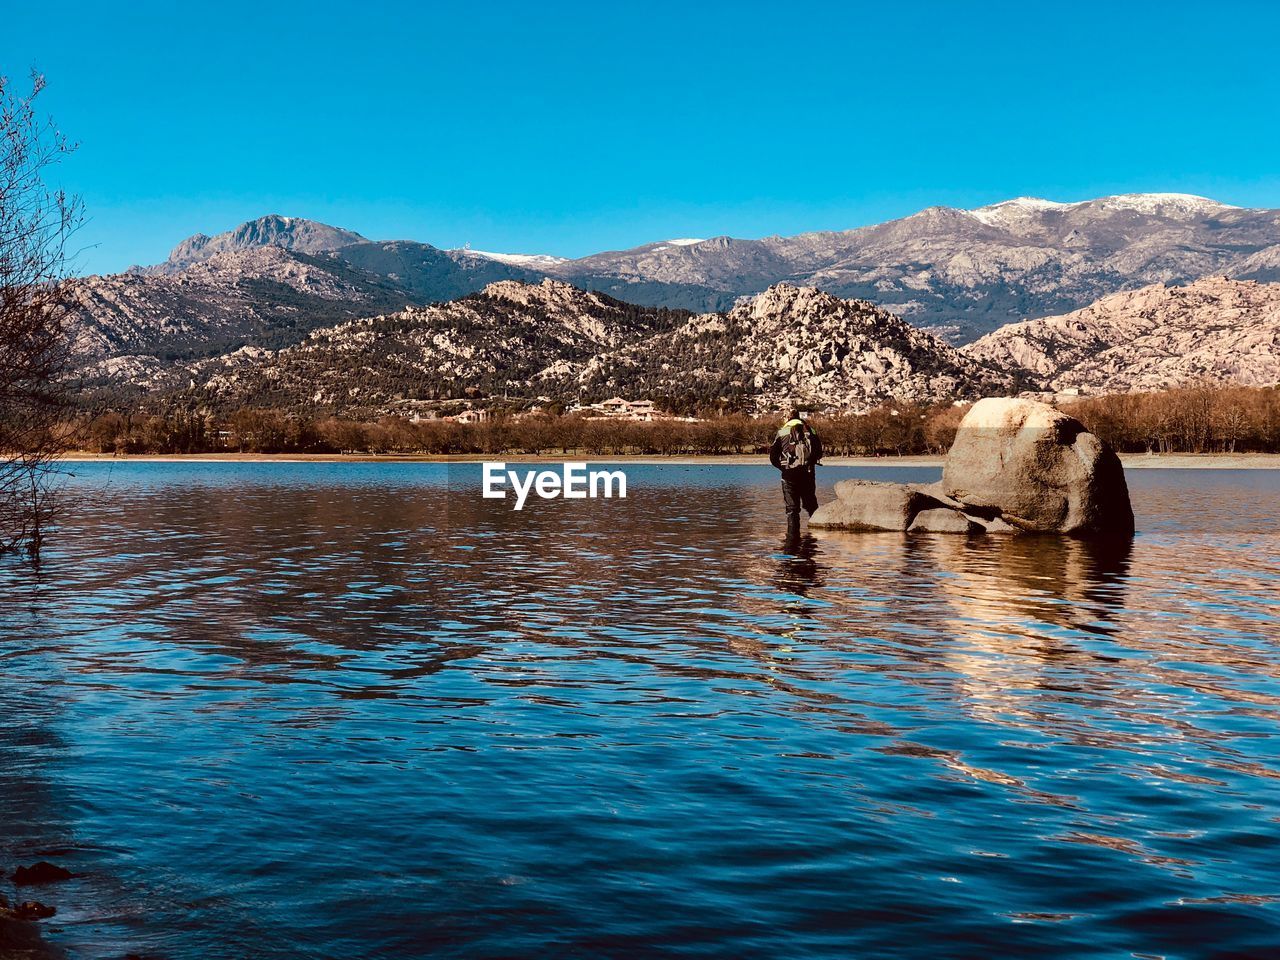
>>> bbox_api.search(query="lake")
[2,462,1278,959]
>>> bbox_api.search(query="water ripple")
[1,462,1278,958]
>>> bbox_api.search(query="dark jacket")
[769,420,822,482]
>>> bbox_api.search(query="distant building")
[577,397,662,421]
[597,397,631,416]
[627,400,657,421]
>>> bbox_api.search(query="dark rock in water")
[15,900,57,920]
[13,861,73,885]
[2,900,66,957]
[0,912,45,952]
[943,397,1134,537]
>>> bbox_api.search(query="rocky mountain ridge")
[173,279,689,412]
[110,196,1280,344]
[546,193,1280,340]
[576,283,1016,411]
[152,215,368,272]
[151,280,1013,416]
[68,247,418,389]
[963,277,1280,393]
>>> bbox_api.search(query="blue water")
[2,462,1279,959]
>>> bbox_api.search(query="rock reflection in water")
[925,533,1131,722]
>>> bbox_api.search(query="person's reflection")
[775,532,824,599]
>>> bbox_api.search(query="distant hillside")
[577,283,1018,411]
[171,280,691,415]
[332,239,738,313]
[68,247,414,391]
[964,277,1280,393]
[314,240,549,301]
[70,238,556,393]
[135,281,1013,417]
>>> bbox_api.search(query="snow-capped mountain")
[543,193,1280,340]
[454,248,570,269]
[966,193,1236,228]
[66,193,1280,407]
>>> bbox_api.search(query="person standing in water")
[769,409,823,539]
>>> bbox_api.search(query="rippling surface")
[2,462,1279,959]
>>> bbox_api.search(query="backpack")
[782,424,811,469]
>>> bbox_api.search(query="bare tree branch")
[1,69,83,555]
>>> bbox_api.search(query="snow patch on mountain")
[1091,193,1240,216]
[638,238,708,253]
[967,197,1076,225]
[457,249,569,268]
[968,192,1239,227]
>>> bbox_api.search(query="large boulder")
[942,397,1134,537]
[809,397,1134,538]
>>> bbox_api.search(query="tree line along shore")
[46,384,1280,458]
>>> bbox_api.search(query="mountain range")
[142,280,1015,417]
[119,192,1280,341]
[64,194,1280,414]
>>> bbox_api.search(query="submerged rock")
[812,397,1134,538]
[810,480,996,533]
[12,861,73,885]
[908,507,982,533]
[809,480,936,531]
[943,397,1134,536]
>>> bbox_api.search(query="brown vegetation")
[60,385,1280,459]
[1069,383,1280,454]
[1,72,81,554]
[67,404,960,457]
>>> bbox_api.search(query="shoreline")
[50,452,1280,469]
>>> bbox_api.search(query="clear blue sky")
[5,0,1280,275]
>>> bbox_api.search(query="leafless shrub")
[1,70,82,555]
